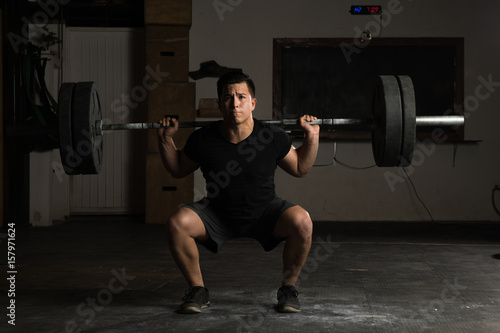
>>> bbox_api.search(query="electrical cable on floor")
[378,11,384,37]
[402,168,500,229]
[314,142,376,169]
[334,158,376,170]
[313,161,336,167]
[492,186,500,216]
[401,167,435,222]
[313,141,336,167]
[313,143,499,228]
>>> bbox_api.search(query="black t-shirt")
[183,119,292,220]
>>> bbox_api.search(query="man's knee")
[166,208,192,235]
[294,210,313,239]
[281,207,313,239]
[166,207,207,241]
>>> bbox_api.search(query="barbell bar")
[96,116,464,133]
[96,118,373,133]
[58,76,465,175]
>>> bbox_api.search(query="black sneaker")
[178,286,210,314]
[276,285,301,313]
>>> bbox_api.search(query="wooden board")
[144,0,192,26]
[145,153,194,224]
[147,82,195,152]
[146,26,189,82]
[197,98,221,118]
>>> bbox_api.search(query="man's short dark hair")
[217,71,256,99]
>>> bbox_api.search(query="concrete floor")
[1,218,500,332]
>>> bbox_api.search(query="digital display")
[350,5,382,15]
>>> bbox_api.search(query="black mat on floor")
[1,219,500,332]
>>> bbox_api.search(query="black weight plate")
[58,82,80,175]
[72,82,103,175]
[372,75,403,167]
[397,75,416,167]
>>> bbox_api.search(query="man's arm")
[157,117,199,178]
[278,115,320,178]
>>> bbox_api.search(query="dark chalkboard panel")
[273,38,464,139]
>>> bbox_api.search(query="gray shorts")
[183,197,296,253]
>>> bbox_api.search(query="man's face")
[219,82,256,125]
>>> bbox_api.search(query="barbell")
[58,75,464,175]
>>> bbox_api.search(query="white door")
[64,27,146,214]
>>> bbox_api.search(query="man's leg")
[272,205,313,286]
[272,205,313,313]
[166,207,209,287]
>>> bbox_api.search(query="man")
[157,71,319,314]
